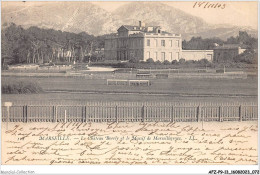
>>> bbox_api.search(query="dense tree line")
[182,31,258,50]
[182,37,224,50]
[1,23,105,65]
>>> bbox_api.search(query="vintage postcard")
[1,0,259,174]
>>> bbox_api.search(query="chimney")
[155,27,159,33]
[139,21,145,27]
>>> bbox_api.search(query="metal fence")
[1,102,258,122]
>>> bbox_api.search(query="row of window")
[147,51,180,61]
[147,39,180,48]
[115,39,143,48]
[109,38,180,48]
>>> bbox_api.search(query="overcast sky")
[91,1,258,29]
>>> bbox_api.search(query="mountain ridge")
[2,2,257,40]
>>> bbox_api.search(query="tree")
[226,31,257,49]
[182,37,224,50]
[233,49,257,64]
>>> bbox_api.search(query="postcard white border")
[0,0,259,174]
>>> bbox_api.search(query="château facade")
[105,21,213,62]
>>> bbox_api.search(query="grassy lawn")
[2,76,257,95]
[2,75,257,105]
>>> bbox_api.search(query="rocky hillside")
[2,2,122,35]
[2,1,257,40]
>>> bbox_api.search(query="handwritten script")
[2,121,258,165]
[193,2,226,9]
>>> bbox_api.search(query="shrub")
[179,58,186,64]
[48,62,55,66]
[198,58,210,65]
[129,58,140,63]
[2,64,9,70]
[146,58,154,64]
[155,60,162,65]
[186,60,197,64]
[2,80,43,94]
[171,60,178,64]
[54,61,70,66]
[163,60,171,65]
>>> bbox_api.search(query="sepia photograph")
[1,0,259,174]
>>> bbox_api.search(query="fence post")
[171,106,174,122]
[197,105,200,122]
[115,106,118,123]
[84,106,87,123]
[56,106,58,122]
[81,106,84,123]
[65,110,67,123]
[85,106,88,123]
[239,105,242,122]
[23,106,25,122]
[23,105,28,123]
[52,106,56,122]
[6,106,10,129]
[142,105,145,122]
[219,106,222,122]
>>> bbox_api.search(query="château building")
[105,21,213,62]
